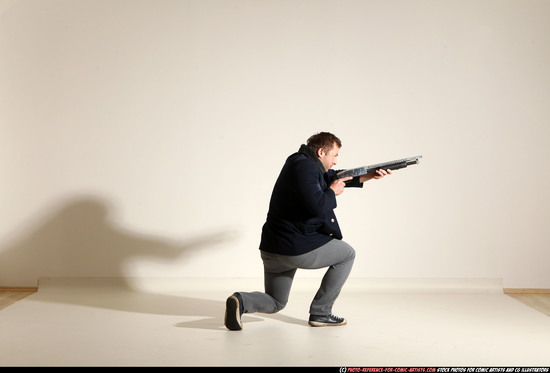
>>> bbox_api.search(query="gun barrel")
[377,161,408,172]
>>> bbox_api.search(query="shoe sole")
[308,319,347,327]
[224,295,243,331]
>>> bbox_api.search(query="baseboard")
[504,288,550,294]
[32,277,505,294]
[0,287,38,292]
[2,283,549,295]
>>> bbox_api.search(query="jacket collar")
[298,144,326,174]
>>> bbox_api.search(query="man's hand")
[330,176,352,196]
[373,168,392,179]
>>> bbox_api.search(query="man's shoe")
[308,314,347,327]
[224,293,244,331]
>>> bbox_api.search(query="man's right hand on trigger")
[330,177,352,196]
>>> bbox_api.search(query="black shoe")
[224,293,244,331]
[308,314,347,327]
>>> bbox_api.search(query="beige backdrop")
[1,0,549,287]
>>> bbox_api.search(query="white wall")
[1,0,549,288]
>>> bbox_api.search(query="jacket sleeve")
[293,159,337,217]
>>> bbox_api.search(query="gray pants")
[238,239,355,315]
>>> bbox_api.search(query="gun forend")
[335,155,422,179]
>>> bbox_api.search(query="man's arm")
[294,159,339,216]
[359,168,392,183]
[334,169,392,192]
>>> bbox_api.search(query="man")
[224,132,391,330]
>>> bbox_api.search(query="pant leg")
[292,240,356,315]
[238,239,355,315]
[237,251,297,314]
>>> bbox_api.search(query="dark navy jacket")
[259,144,363,256]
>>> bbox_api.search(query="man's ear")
[316,147,325,158]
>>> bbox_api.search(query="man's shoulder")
[285,152,319,172]
[285,151,311,165]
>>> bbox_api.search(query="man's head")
[306,132,342,172]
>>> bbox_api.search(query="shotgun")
[334,155,423,180]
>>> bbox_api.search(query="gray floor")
[1,277,550,366]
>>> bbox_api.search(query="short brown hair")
[306,132,342,153]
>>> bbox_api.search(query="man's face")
[317,143,340,172]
